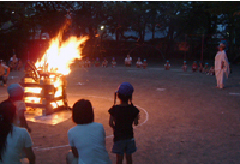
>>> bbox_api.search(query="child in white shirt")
[136,57,143,68]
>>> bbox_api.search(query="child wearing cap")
[164,60,170,70]
[102,57,108,68]
[112,57,116,68]
[108,82,139,164]
[182,61,187,72]
[95,57,101,67]
[203,63,210,74]
[6,84,31,133]
[142,59,148,69]
[192,61,198,72]
[209,66,215,75]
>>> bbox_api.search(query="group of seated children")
[78,57,215,74]
[125,55,148,69]
[182,61,215,75]
[79,57,116,68]
[123,55,149,68]
[179,61,215,75]
[78,55,148,69]
[136,57,148,69]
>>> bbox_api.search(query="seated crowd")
[78,55,149,69]
[178,60,216,75]
[77,54,224,75]
[1,52,224,88]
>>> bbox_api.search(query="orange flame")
[26,21,89,113]
[35,35,88,75]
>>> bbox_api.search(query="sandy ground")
[0,63,240,164]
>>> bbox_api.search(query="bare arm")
[24,147,35,164]
[134,114,139,126]
[71,146,79,158]
[109,115,115,128]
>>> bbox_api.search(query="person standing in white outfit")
[66,99,112,164]
[215,43,230,88]
[0,100,35,164]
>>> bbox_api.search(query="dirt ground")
[0,62,240,164]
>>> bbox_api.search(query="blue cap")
[118,82,134,95]
[112,57,115,60]
[184,61,186,63]
[7,84,24,99]
[167,60,169,62]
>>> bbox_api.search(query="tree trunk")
[115,27,120,42]
[88,26,94,39]
[142,21,146,42]
[151,24,155,39]
[228,13,235,60]
[150,8,157,40]
[166,21,175,57]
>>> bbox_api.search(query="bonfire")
[21,23,88,116]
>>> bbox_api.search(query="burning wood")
[21,26,88,116]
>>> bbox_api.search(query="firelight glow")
[25,87,42,94]
[35,35,88,75]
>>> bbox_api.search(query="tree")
[204,1,240,58]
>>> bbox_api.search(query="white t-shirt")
[68,122,111,164]
[10,57,18,62]
[125,57,132,64]
[0,126,32,164]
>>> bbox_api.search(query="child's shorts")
[112,138,137,155]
